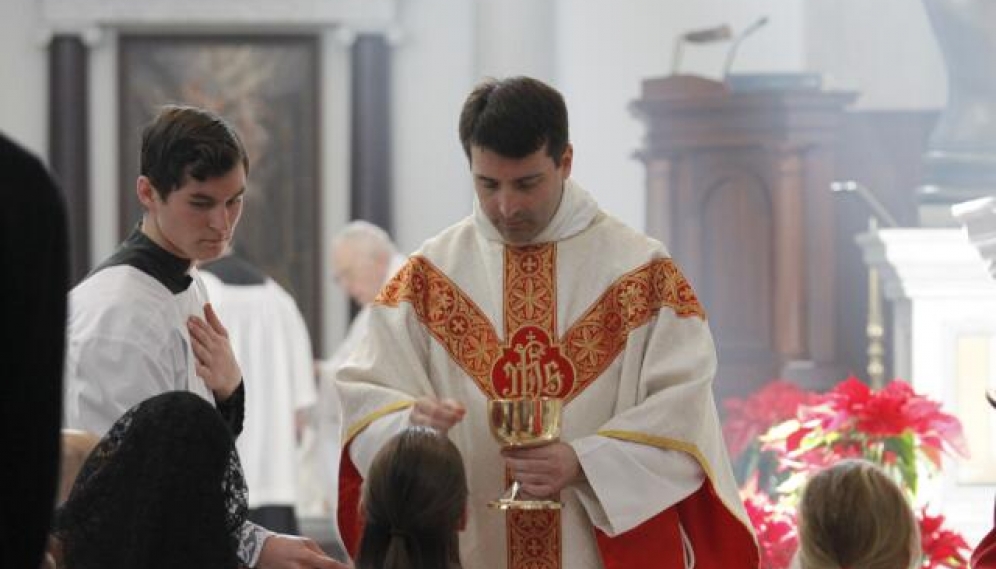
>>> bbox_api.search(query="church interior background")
[5,0,996,558]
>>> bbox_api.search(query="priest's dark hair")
[356,426,468,569]
[139,104,249,200]
[52,391,247,569]
[458,76,570,166]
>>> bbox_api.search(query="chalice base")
[488,497,562,510]
[487,480,562,510]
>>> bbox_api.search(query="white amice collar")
[473,178,601,244]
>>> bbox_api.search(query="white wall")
[474,0,555,83]
[0,0,48,157]
[806,0,945,109]
[2,0,949,350]
[390,0,477,255]
[390,0,561,255]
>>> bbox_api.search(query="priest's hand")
[410,396,466,433]
[256,534,348,569]
[502,441,584,498]
[188,303,242,401]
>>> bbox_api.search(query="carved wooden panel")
[633,81,855,400]
[651,150,779,398]
[700,166,774,348]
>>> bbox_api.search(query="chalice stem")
[502,479,522,502]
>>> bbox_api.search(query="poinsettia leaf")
[761,419,802,442]
[776,471,808,497]
[919,445,943,470]
[893,432,918,493]
[883,434,913,461]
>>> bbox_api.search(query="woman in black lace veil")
[52,391,246,569]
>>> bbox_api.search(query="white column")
[321,27,354,356]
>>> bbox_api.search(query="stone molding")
[41,0,397,33]
[857,228,996,300]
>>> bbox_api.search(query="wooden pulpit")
[632,75,856,400]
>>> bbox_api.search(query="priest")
[336,76,759,569]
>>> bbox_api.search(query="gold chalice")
[487,397,563,510]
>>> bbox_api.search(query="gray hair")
[331,220,396,258]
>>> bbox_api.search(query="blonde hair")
[796,459,921,569]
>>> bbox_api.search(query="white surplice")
[63,237,272,568]
[64,265,213,436]
[202,272,317,509]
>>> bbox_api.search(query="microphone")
[830,180,899,228]
[670,24,732,75]
[722,16,770,80]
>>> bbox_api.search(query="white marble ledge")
[953,196,996,280]
[856,228,996,300]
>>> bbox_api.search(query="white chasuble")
[337,181,758,569]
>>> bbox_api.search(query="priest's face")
[137,165,246,262]
[471,143,573,245]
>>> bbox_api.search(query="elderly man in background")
[298,221,406,534]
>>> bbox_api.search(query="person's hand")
[410,396,466,433]
[294,407,312,443]
[501,441,584,498]
[256,534,349,569]
[187,303,242,401]
[37,552,56,569]
[44,536,64,569]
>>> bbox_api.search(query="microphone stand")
[831,180,899,388]
[722,16,770,80]
[830,180,899,229]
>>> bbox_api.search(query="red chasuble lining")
[596,480,760,569]
[337,442,364,556]
[974,512,996,569]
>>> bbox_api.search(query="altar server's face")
[137,165,246,262]
[471,143,573,245]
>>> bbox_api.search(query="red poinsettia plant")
[724,377,972,569]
